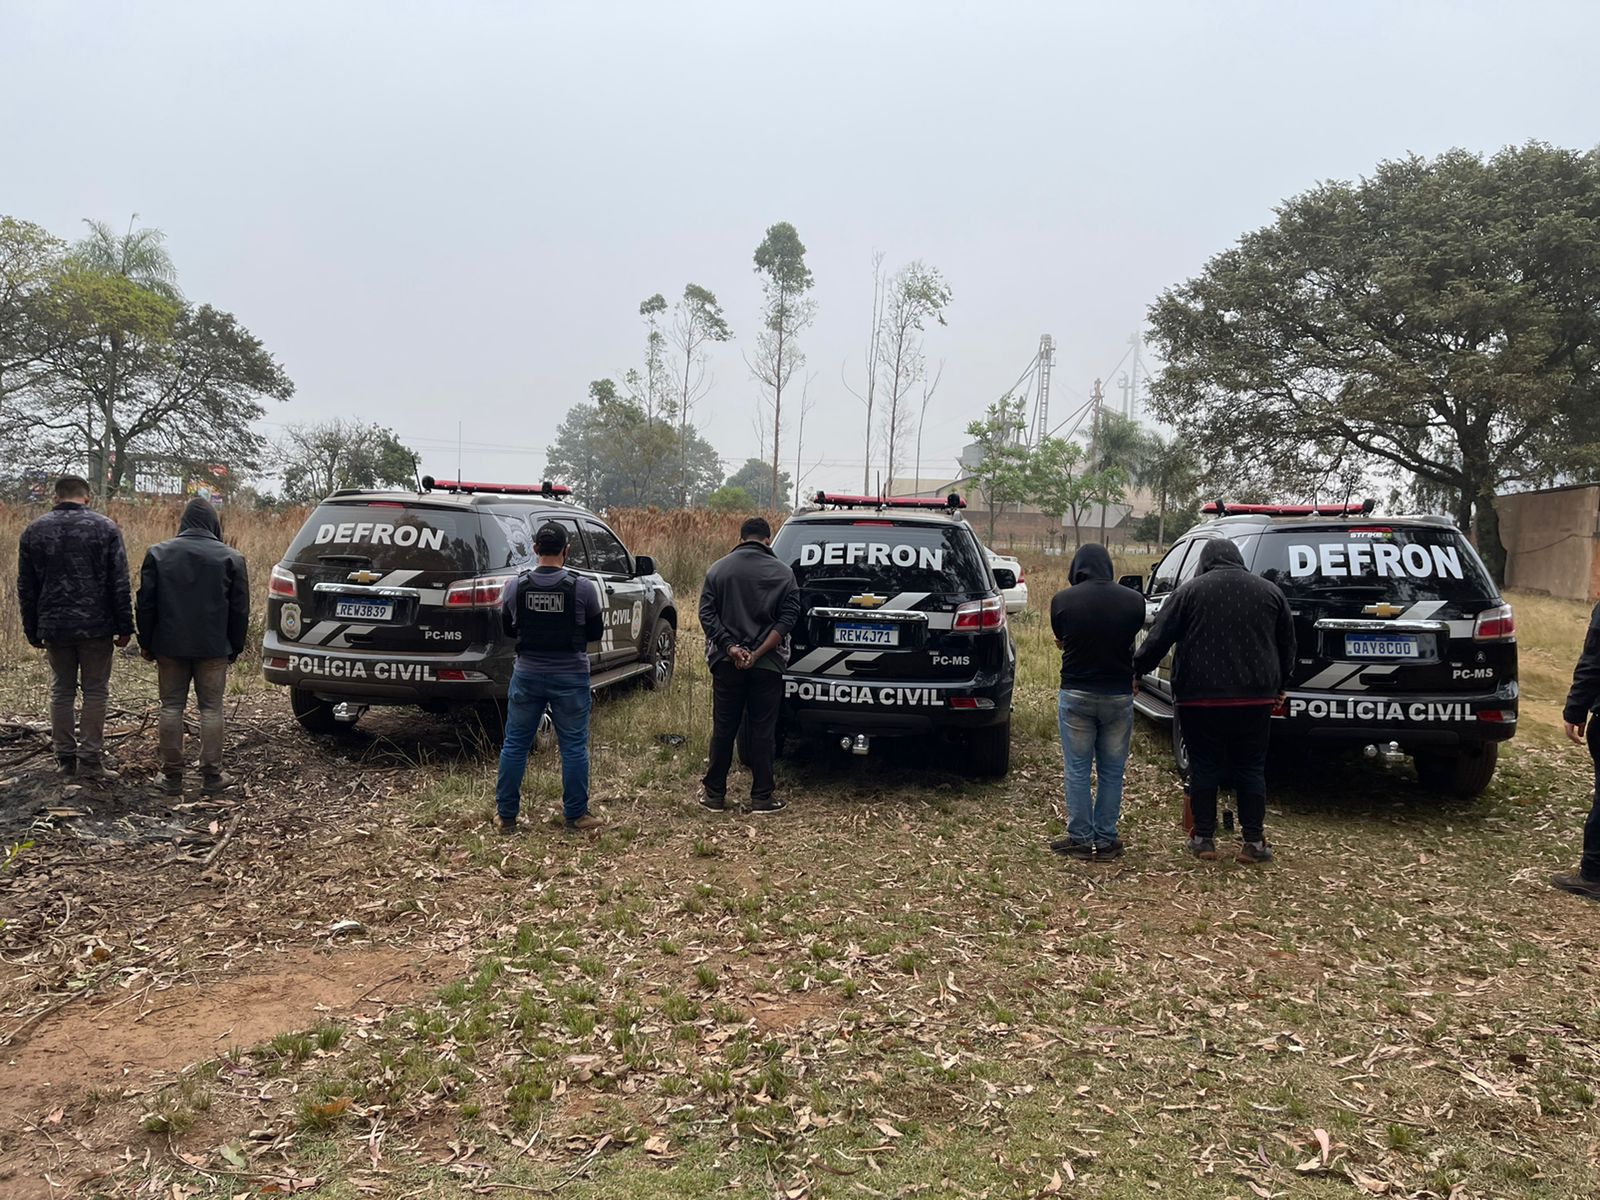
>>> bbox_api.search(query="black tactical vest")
[516,571,586,654]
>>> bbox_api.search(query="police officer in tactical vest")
[495,522,605,834]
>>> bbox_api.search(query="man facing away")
[1049,543,1146,861]
[698,516,801,814]
[1555,600,1600,900]
[16,475,133,782]
[495,522,604,834]
[1132,539,1296,864]
[136,498,250,796]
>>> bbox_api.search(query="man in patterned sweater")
[1133,538,1296,863]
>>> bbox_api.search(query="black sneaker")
[1236,840,1274,865]
[201,773,232,796]
[749,798,786,814]
[57,756,77,777]
[493,815,518,835]
[698,790,727,812]
[1552,872,1600,900]
[78,762,120,784]
[162,775,184,797]
[1188,835,1219,861]
[1049,834,1092,857]
[1094,839,1126,860]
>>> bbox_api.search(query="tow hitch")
[839,734,871,757]
[333,702,367,724]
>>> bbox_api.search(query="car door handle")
[605,585,616,595]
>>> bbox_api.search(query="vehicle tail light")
[1477,708,1515,723]
[268,564,297,598]
[265,656,289,670]
[953,595,1007,632]
[1016,565,1025,584]
[1474,603,1515,642]
[444,574,515,608]
[948,696,996,710]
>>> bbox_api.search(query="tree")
[0,217,65,409]
[750,222,816,508]
[842,252,887,494]
[669,283,733,505]
[707,485,753,513]
[963,397,1032,545]
[1028,435,1096,549]
[1087,409,1143,543]
[278,419,418,503]
[1135,431,1201,544]
[724,456,790,510]
[72,216,181,301]
[877,261,951,493]
[1147,142,1600,582]
[0,215,293,495]
[545,382,723,510]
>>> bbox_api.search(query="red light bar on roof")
[421,475,571,497]
[812,491,966,510]
[1202,500,1375,517]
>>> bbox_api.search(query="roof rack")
[811,491,966,512]
[420,475,572,499]
[1202,499,1376,518]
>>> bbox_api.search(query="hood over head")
[1196,538,1246,574]
[1069,542,1115,585]
[179,498,222,539]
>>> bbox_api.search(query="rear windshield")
[1251,526,1496,604]
[774,520,990,595]
[283,503,486,574]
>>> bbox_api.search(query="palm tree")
[1134,431,1201,545]
[1088,410,1145,543]
[73,216,181,300]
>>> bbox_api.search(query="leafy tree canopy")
[279,419,418,504]
[724,457,790,509]
[1147,142,1600,580]
[545,383,723,510]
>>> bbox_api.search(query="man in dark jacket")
[698,516,801,814]
[16,476,133,781]
[1555,603,1600,899]
[136,498,250,796]
[495,522,605,835]
[1133,539,1295,864]
[1048,544,1146,860]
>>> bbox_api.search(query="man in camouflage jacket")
[16,476,133,780]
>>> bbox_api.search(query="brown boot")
[565,814,604,832]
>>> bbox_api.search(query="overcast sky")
[5,1,1598,497]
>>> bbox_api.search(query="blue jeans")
[1058,689,1134,846]
[496,672,591,823]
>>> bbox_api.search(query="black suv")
[1129,502,1517,797]
[262,478,678,731]
[767,493,1017,777]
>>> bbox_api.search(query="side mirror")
[1118,574,1146,593]
[633,554,657,577]
[991,567,1018,590]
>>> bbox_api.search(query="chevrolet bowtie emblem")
[347,570,382,585]
[1363,602,1405,619]
[847,593,888,609]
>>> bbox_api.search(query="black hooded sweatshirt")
[1132,539,1296,703]
[1049,544,1147,693]
[136,499,251,660]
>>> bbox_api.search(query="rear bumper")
[1135,684,1517,747]
[781,672,1014,737]
[260,633,509,704]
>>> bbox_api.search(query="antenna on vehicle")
[456,421,463,488]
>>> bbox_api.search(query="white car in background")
[984,547,1028,614]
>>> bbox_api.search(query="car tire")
[290,687,342,734]
[1414,745,1498,798]
[644,618,676,691]
[967,719,1012,778]
[1170,714,1192,781]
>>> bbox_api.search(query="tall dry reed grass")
[0,503,774,664]
[0,501,310,666]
